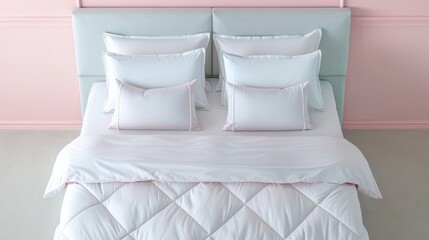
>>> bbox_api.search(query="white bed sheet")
[81,79,343,138]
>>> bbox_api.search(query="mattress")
[81,79,343,138]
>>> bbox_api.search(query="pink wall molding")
[0,121,82,130]
[353,16,429,27]
[0,16,71,27]
[78,0,342,8]
[343,121,429,129]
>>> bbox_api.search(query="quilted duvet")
[55,182,368,240]
[46,135,380,240]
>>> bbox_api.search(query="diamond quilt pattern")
[55,182,369,240]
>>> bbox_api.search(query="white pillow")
[224,82,311,131]
[103,48,209,113]
[110,79,199,131]
[104,32,211,55]
[222,50,323,110]
[213,29,322,100]
[104,32,212,93]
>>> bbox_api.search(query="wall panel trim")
[0,16,71,27]
[343,120,429,129]
[0,121,82,130]
[353,16,429,27]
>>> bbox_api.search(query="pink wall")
[1,0,428,129]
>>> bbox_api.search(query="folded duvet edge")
[44,135,381,199]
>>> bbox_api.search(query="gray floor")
[346,130,429,240]
[0,129,428,239]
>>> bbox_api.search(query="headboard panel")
[73,8,213,76]
[72,8,351,122]
[213,8,351,121]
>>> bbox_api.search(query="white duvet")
[45,135,380,199]
[46,135,381,240]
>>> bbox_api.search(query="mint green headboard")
[72,8,351,122]
[212,8,351,122]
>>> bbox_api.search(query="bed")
[45,8,381,240]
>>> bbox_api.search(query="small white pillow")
[213,29,322,93]
[103,48,209,113]
[110,79,199,131]
[224,82,311,131]
[104,32,211,55]
[222,50,323,110]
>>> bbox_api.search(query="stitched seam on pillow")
[300,84,306,131]
[232,85,236,132]
[188,81,192,131]
[198,48,207,108]
[103,54,111,112]
[116,81,124,130]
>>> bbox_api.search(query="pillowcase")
[224,82,311,131]
[110,79,199,131]
[104,32,211,55]
[222,50,323,110]
[103,48,209,113]
[104,32,212,93]
[213,29,322,101]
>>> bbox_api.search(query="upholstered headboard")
[72,7,351,122]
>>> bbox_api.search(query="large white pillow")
[213,29,322,101]
[104,32,211,55]
[222,50,323,110]
[103,48,209,113]
[104,32,212,93]
[224,82,311,131]
[110,79,199,131]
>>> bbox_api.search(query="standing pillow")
[104,32,211,55]
[104,32,212,92]
[213,29,322,104]
[110,79,199,131]
[224,82,311,131]
[103,48,209,113]
[222,50,323,110]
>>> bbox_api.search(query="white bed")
[48,78,379,240]
[45,7,381,240]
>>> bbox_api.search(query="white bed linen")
[49,79,379,240]
[45,135,380,198]
[55,182,368,240]
[81,79,343,138]
[47,134,381,240]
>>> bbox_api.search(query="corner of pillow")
[223,123,233,131]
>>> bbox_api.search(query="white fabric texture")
[81,80,343,138]
[213,29,322,102]
[103,48,209,112]
[104,32,211,55]
[222,50,323,109]
[104,32,212,93]
[224,82,311,131]
[110,79,199,131]
[46,117,381,240]
[45,135,381,199]
[54,181,369,240]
